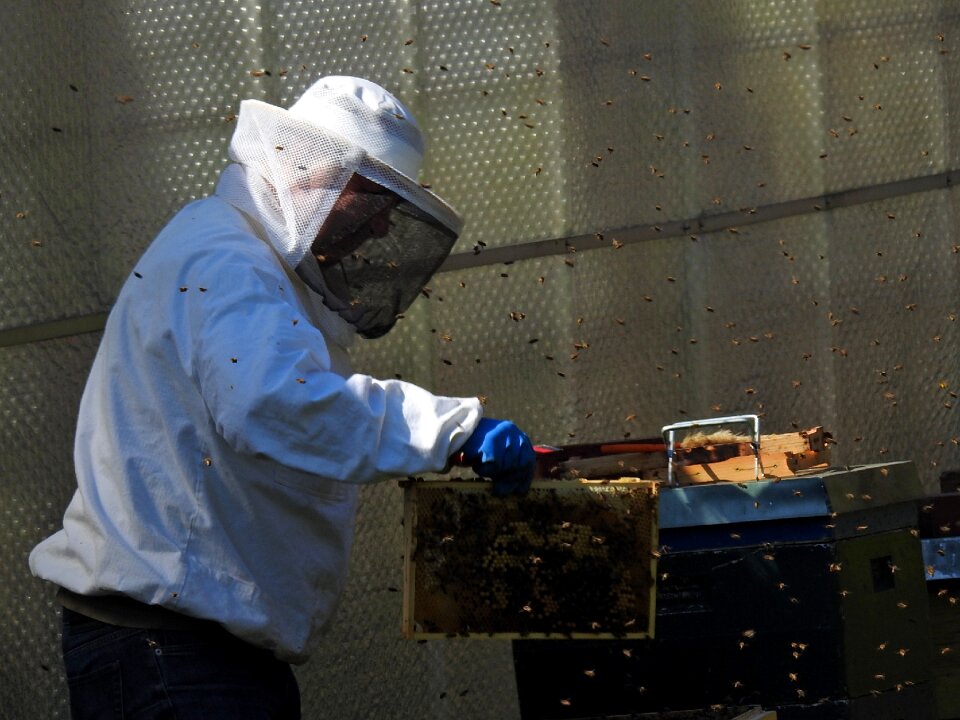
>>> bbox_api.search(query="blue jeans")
[61,607,301,719]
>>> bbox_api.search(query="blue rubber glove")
[458,417,536,496]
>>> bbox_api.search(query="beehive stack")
[514,462,936,719]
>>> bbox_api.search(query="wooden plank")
[548,428,830,484]
[675,449,830,484]
[676,426,826,455]
[758,426,829,454]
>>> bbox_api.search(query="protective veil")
[217,75,463,338]
[28,77,483,663]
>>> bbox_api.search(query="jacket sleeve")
[185,248,483,483]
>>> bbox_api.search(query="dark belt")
[57,587,224,632]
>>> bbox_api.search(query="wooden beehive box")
[401,478,658,640]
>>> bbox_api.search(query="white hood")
[215,76,463,338]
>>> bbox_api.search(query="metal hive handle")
[661,414,761,486]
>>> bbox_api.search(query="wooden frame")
[402,478,658,640]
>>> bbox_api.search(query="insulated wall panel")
[555,3,704,236]
[657,213,835,434]
[90,124,236,295]
[269,0,420,112]
[818,0,949,191]
[555,1,827,240]
[681,0,826,214]
[0,3,101,329]
[423,257,576,446]
[0,334,100,720]
[943,5,960,168]
[566,212,836,444]
[413,0,566,252]
[84,1,277,297]
[828,187,960,480]
[565,238,694,442]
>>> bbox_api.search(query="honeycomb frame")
[402,478,658,640]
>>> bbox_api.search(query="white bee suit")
[29,77,482,663]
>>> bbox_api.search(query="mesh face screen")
[319,201,458,338]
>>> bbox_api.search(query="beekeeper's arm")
[189,248,532,488]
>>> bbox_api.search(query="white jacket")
[29,195,482,663]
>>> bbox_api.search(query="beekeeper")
[29,76,535,719]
